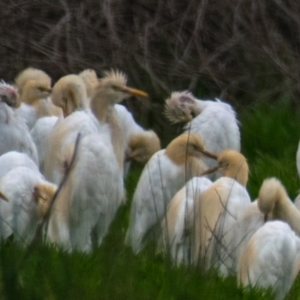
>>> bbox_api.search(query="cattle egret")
[193,150,251,275]
[47,130,124,252]
[258,177,300,235]
[51,74,89,117]
[227,201,264,275]
[238,221,300,300]
[0,81,39,165]
[0,80,20,107]
[158,177,213,266]
[125,133,217,254]
[0,166,56,245]
[44,70,148,183]
[165,91,240,174]
[15,67,62,129]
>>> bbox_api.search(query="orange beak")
[116,86,148,98]
[200,149,218,160]
[201,165,221,176]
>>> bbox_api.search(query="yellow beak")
[116,86,148,98]
[200,149,218,160]
[200,165,221,176]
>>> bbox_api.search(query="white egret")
[125,133,217,254]
[238,221,300,300]
[165,91,240,174]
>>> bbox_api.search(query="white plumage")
[0,100,39,165]
[44,110,100,184]
[0,166,56,245]
[238,221,300,300]
[115,104,161,175]
[227,201,264,274]
[47,130,124,252]
[258,177,300,235]
[193,150,251,275]
[30,116,59,173]
[165,91,240,172]
[125,133,216,254]
[158,177,212,266]
[0,151,38,177]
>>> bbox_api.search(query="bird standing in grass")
[165,91,240,174]
[47,129,124,252]
[193,150,251,275]
[257,177,300,234]
[125,133,217,254]
[238,221,300,300]
[158,176,212,266]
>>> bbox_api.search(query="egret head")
[33,181,57,218]
[21,79,52,104]
[52,74,88,117]
[127,131,161,163]
[165,133,217,165]
[15,67,51,96]
[93,70,148,105]
[201,149,248,186]
[258,178,286,221]
[165,91,200,124]
[0,81,20,108]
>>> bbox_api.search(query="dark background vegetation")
[1,0,300,139]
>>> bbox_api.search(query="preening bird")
[192,149,251,275]
[0,166,57,245]
[15,67,62,129]
[238,221,300,300]
[47,130,124,252]
[51,74,90,117]
[158,177,212,266]
[258,177,300,235]
[0,80,20,107]
[0,81,39,165]
[125,133,217,254]
[165,91,240,173]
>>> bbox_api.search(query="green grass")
[1,103,300,299]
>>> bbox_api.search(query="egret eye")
[190,111,196,118]
[111,84,120,91]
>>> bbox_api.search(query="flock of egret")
[0,67,299,299]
